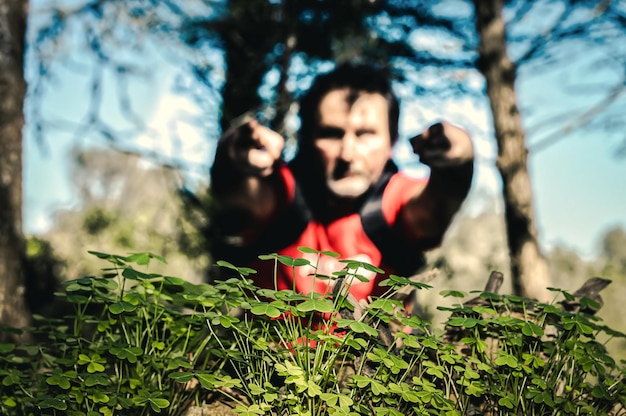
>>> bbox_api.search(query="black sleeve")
[360,165,426,277]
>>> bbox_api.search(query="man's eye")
[356,129,376,137]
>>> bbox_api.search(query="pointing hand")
[225,118,285,177]
[410,121,474,168]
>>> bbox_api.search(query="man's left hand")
[410,121,474,168]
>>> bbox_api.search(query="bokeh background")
[15,0,626,358]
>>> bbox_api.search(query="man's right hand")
[225,118,284,177]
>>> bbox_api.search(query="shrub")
[1,249,625,415]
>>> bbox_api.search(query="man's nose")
[339,135,356,161]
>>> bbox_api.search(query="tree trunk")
[219,0,279,131]
[0,0,30,337]
[473,0,551,301]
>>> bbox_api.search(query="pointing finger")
[250,123,284,160]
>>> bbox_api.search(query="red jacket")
[213,161,429,301]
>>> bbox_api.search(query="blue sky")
[531,128,626,257]
[520,47,626,258]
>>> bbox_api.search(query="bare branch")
[529,79,626,153]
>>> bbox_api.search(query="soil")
[184,400,237,416]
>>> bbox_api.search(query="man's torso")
[213,163,428,301]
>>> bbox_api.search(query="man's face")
[313,88,393,198]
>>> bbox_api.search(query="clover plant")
[0,248,624,416]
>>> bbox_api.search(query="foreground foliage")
[1,250,625,415]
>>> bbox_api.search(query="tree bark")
[473,0,551,301]
[218,0,280,131]
[0,0,31,336]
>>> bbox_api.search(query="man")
[209,62,474,301]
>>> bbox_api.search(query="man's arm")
[210,119,285,227]
[401,122,474,246]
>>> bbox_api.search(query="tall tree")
[473,0,551,301]
[0,0,30,335]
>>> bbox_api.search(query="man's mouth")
[333,172,361,181]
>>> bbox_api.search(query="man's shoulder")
[387,171,428,192]
[391,165,429,181]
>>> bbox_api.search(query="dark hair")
[298,62,400,147]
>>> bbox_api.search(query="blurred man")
[210,62,474,301]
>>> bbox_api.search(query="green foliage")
[0,251,237,415]
[40,148,210,286]
[1,249,625,415]
[83,208,115,236]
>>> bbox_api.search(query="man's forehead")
[319,89,389,115]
